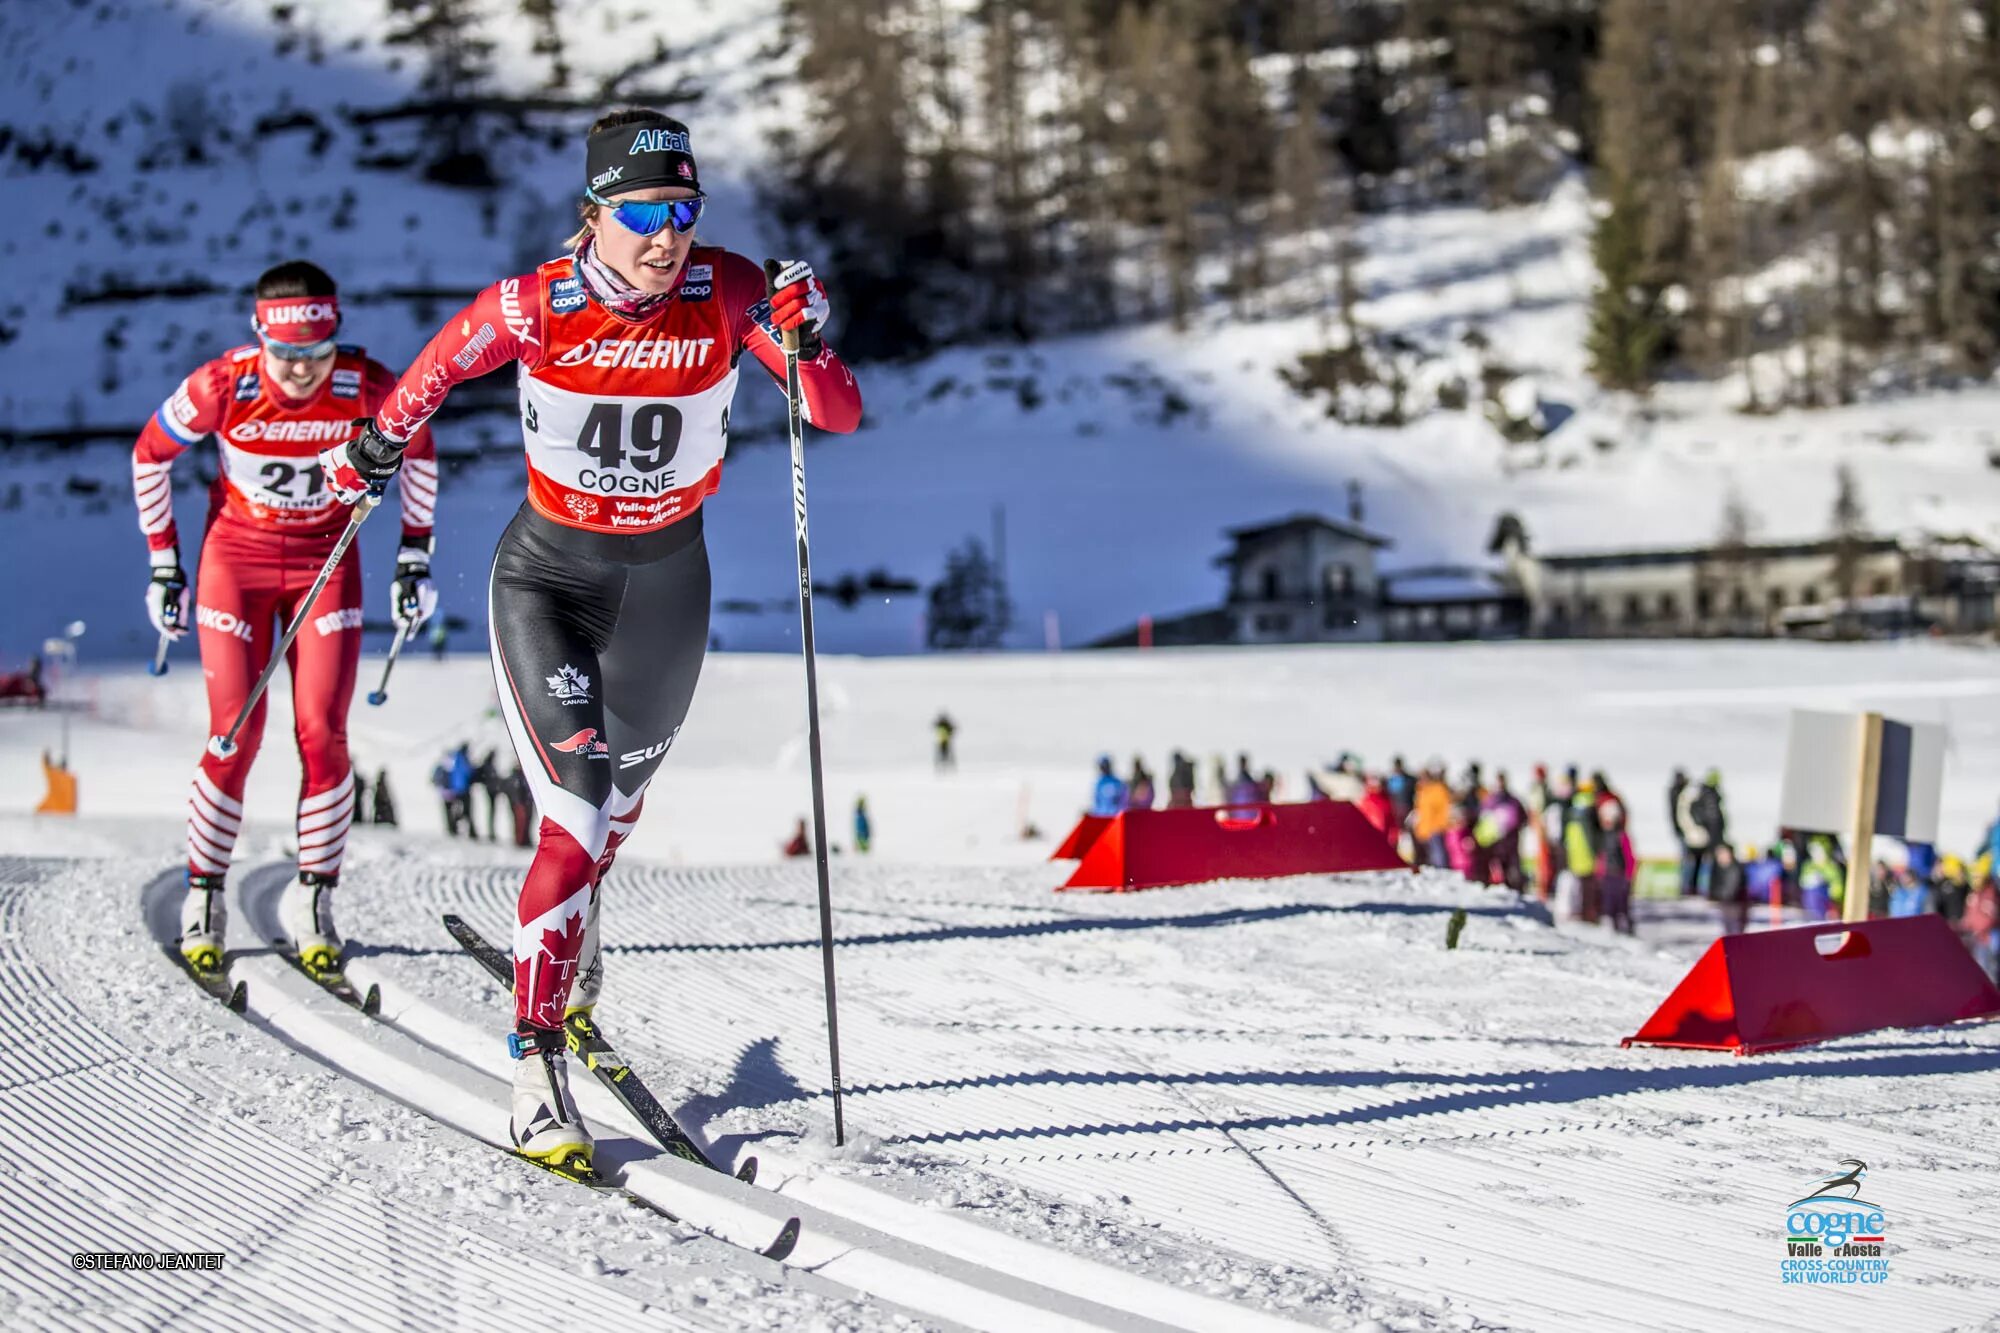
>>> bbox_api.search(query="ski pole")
[147,631,172,677]
[367,621,412,706]
[769,263,846,1145]
[207,490,379,759]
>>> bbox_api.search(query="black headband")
[586,117,700,197]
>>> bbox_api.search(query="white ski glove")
[146,549,192,639]
[391,544,438,633]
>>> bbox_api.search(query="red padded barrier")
[1059,802,1406,892]
[1050,814,1113,861]
[1622,915,2000,1055]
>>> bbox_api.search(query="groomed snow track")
[6,839,2000,1331]
[137,859,1318,1333]
[0,858,713,1331]
[344,857,2000,1333]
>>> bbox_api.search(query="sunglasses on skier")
[586,188,706,238]
[260,335,339,362]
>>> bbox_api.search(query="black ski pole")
[208,490,379,758]
[769,259,845,1145]
[367,621,413,706]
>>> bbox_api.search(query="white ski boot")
[179,873,227,975]
[565,885,604,1022]
[279,871,343,973]
[509,1026,594,1177]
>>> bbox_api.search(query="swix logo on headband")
[629,127,690,155]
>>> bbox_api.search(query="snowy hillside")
[8,3,2000,658]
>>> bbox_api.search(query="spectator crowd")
[1073,751,2000,979]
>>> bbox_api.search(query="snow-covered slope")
[3,816,1997,1330]
[6,642,2000,1328]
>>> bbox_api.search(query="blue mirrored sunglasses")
[260,335,339,362]
[586,188,705,237]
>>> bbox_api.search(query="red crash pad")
[1059,802,1406,892]
[1623,914,2000,1055]
[1050,814,1113,861]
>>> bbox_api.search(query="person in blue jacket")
[1090,755,1127,817]
[852,795,872,853]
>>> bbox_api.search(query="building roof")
[1223,512,1392,551]
[1380,564,1519,605]
[1533,535,1899,572]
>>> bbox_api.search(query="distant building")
[1491,515,2000,638]
[1091,512,1520,647]
[1091,509,2000,650]
[1379,566,1528,641]
[1218,513,1393,644]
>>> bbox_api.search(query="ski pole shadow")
[608,898,1539,957]
[685,1036,817,1159]
[344,942,464,962]
[881,1045,2000,1148]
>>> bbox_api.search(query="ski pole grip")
[763,257,801,355]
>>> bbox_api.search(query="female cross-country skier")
[317,110,862,1175]
[135,260,440,978]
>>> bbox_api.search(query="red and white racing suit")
[132,345,438,883]
[374,247,860,1025]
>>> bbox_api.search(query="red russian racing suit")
[132,345,438,882]
[375,248,860,1026]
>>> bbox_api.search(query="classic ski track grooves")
[0,858,695,1332]
[343,943,1304,1333]
[237,864,1262,1333]
[369,861,2000,1333]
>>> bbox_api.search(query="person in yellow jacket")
[1564,780,1604,922]
[1801,837,1844,920]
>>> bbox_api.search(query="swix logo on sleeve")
[451,322,499,371]
[629,127,690,154]
[234,372,261,401]
[312,607,364,636]
[195,605,254,642]
[227,419,358,443]
[553,337,715,370]
[551,728,608,758]
[499,278,539,349]
[549,277,586,314]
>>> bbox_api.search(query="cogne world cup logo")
[1780,1158,1889,1286]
